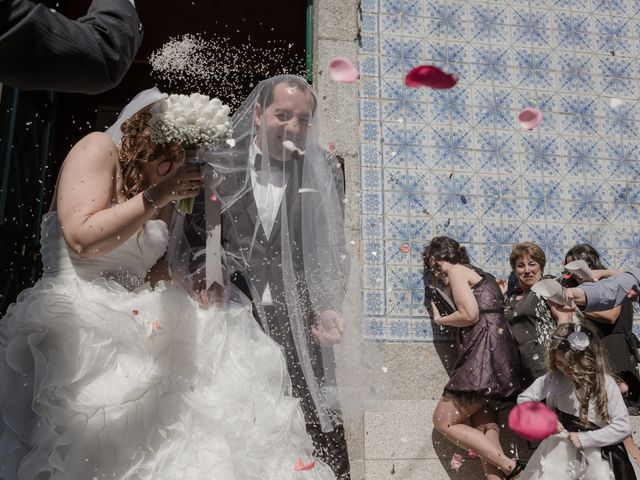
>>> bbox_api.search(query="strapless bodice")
[39,212,169,289]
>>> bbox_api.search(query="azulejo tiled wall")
[359,0,640,342]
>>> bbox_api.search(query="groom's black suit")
[0,0,142,93]
[184,148,350,478]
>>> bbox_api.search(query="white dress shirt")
[249,142,289,305]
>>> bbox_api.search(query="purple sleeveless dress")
[444,272,521,401]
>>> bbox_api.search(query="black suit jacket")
[0,0,142,93]
[184,151,347,315]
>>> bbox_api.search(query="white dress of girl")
[0,212,335,480]
[518,371,639,480]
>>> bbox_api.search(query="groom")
[184,76,351,479]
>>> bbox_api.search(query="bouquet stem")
[177,148,200,215]
[177,197,195,215]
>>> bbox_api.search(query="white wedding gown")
[0,212,335,480]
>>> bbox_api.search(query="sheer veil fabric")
[186,75,378,433]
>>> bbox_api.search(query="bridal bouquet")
[150,93,233,214]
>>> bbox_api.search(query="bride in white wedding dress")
[0,89,335,480]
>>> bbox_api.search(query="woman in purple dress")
[424,236,523,480]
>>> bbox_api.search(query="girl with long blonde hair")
[518,323,637,479]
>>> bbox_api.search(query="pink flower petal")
[152,320,163,331]
[404,65,458,89]
[628,289,637,298]
[518,108,543,130]
[293,458,316,471]
[399,243,410,253]
[132,309,139,315]
[467,449,478,459]
[328,141,337,152]
[209,194,218,202]
[508,401,558,441]
[450,453,464,471]
[329,57,359,83]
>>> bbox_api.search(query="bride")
[0,88,335,480]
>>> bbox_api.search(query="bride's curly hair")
[118,106,183,199]
[549,323,609,427]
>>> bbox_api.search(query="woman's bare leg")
[471,406,505,480]
[432,394,516,475]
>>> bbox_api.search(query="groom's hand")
[312,309,345,346]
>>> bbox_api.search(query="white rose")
[567,331,590,352]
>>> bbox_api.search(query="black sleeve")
[0,0,142,93]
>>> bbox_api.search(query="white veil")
[104,88,167,144]
[189,75,371,433]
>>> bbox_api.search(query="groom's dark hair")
[257,76,317,114]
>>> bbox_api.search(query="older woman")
[506,242,572,389]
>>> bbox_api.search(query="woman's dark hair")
[422,236,470,266]
[564,244,606,270]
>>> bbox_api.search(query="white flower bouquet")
[150,93,233,214]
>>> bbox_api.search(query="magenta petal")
[508,401,558,441]
[404,65,458,89]
[329,56,359,83]
[518,107,543,130]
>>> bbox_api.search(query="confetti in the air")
[404,65,458,89]
[150,33,307,108]
[293,458,315,471]
[610,97,625,109]
[282,140,305,157]
[518,108,543,130]
[329,56,359,83]
[450,453,464,471]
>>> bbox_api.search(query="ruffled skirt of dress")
[0,275,335,480]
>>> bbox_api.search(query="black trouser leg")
[305,423,351,480]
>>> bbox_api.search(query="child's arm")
[517,373,550,403]
[577,375,632,449]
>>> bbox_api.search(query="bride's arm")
[56,132,200,258]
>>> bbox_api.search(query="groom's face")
[255,82,314,161]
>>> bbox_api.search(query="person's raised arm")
[56,132,200,258]
[569,268,640,311]
[0,0,142,93]
[583,306,621,324]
